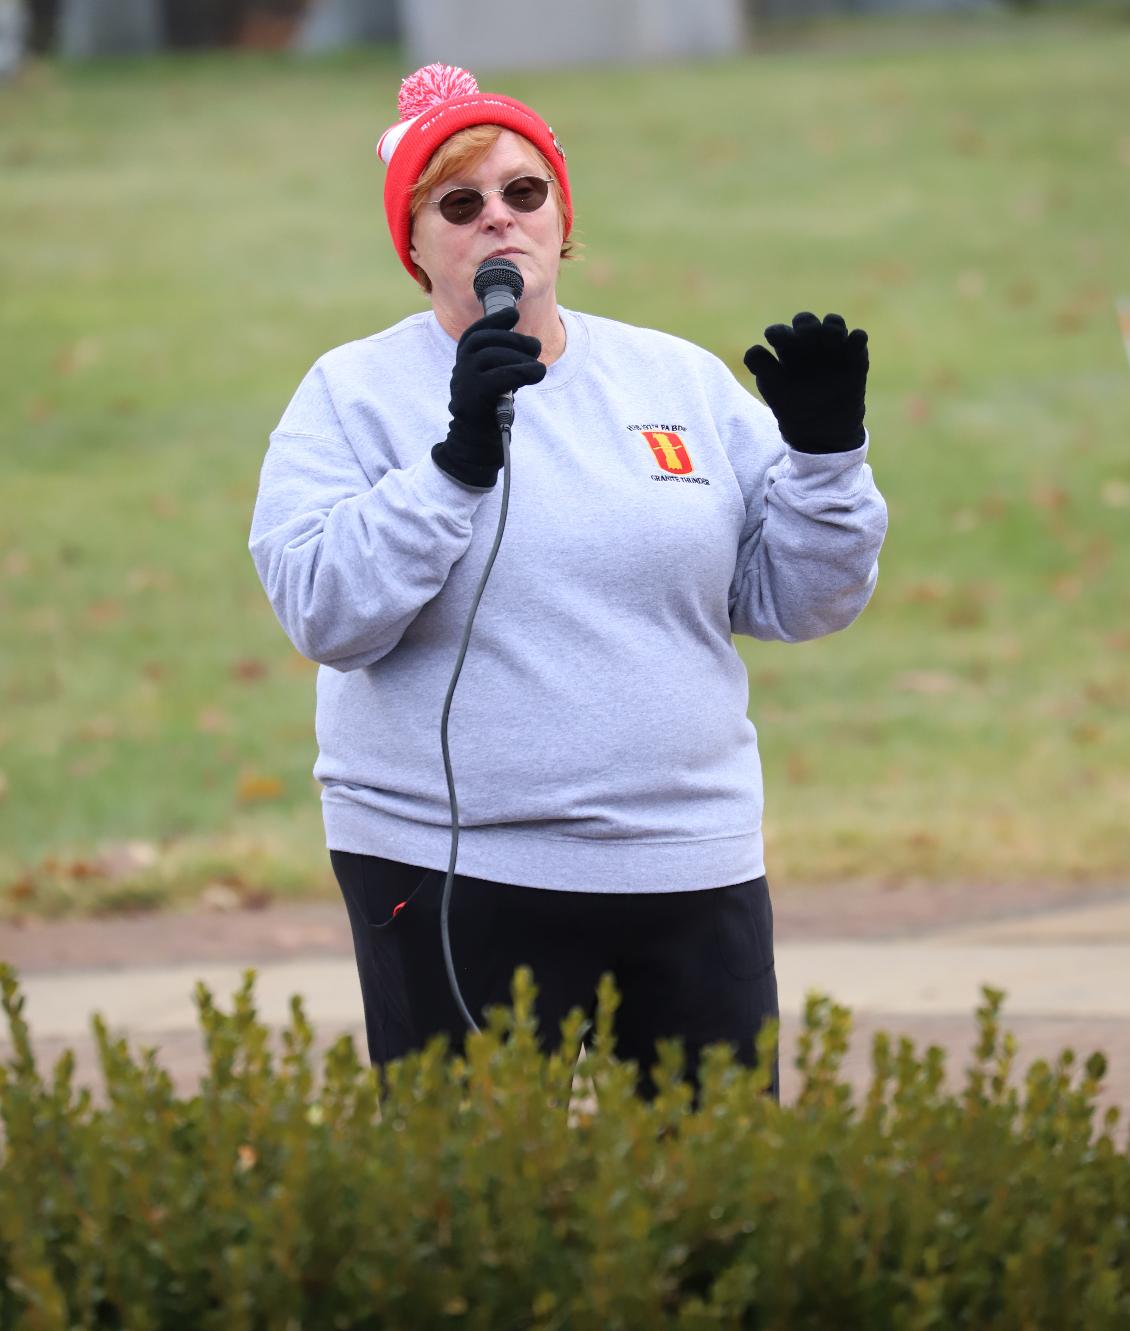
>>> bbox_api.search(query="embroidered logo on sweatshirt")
[641,431,693,474]
[626,424,711,485]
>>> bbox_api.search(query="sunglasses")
[430,175,554,225]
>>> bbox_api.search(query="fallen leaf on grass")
[701,134,741,167]
[950,118,985,155]
[900,578,950,604]
[53,338,101,376]
[945,595,987,629]
[1054,303,1088,334]
[1011,190,1047,224]
[201,883,242,912]
[61,858,104,880]
[584,258,616,289]
[6,875,35,902]
[1005,278,1037,307]
[126,567,173,594]
[873,78,909,108]
[807,125,841,156]
[1071,724,1104,746]
[1050,573,1083,602]
[863,258,912,287]
[77,716,117,742]
[32,843,161,887]
[197,707,231,734]
[98,840,160,881]
[231,658,269,682]
[967,658,993,684]
[237,771,285,804]
[926,365,961,392]
[1082,537,1112,575]
[681,266,709,299]
[1029,483,1070,511]
[1084,678,1130,708]
[1053,286,1108,336]
[85,599,125,627]
[905,393,932,425]
[1036,695,1083,721]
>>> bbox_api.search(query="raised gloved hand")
[743,312,869,454]
[431,306,547,489]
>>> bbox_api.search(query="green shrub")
[1,962,1127,1330]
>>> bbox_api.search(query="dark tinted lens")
[437,188,484,224]
[502,176,550,212]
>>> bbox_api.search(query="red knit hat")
[377,63,573,281]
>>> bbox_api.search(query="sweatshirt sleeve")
[722,376,889,644]
[248,362,489,673]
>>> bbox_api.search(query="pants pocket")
[710,876,775,982]
[333,851,437,931]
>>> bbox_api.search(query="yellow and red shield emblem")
[641,431,693,475]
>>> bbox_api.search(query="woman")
[249,64,888,1104]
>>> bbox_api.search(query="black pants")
[330,851,780,1104]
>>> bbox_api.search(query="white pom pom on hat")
[376,62,572,281]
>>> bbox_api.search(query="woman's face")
[409,129,564,324]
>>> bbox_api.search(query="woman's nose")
[478,191,513,228]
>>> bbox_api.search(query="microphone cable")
[437,410,513,1036]
[436,256,527,1035]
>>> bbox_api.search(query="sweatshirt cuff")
[409,450,495,518]
[784,429,870,487]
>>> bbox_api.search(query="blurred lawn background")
[1,9,1128,918]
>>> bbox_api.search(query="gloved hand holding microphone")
[431,305,546,490]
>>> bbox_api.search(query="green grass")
[2,13,1129,917]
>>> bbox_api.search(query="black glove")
[743,312,869,454]
[431,306,546,489]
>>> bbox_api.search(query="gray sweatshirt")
[249,308,887,893]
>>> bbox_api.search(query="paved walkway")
[2,881,1128,1118]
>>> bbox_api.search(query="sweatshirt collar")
[426,306,589,393]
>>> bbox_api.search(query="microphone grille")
[473,257,524,303]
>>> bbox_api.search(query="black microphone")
[473,257,525,431]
